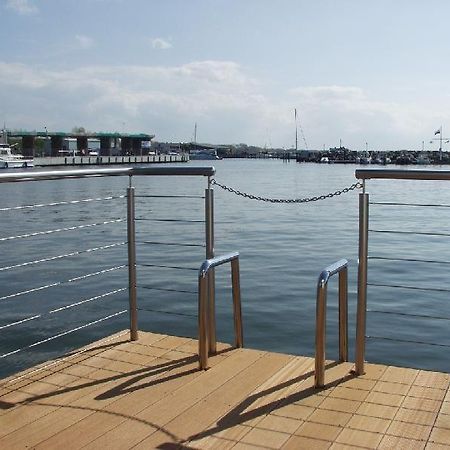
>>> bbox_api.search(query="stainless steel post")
[339,266,349,362]
[205,186,216,354]
[198,275,209,369]
[231,258,243,348]
[315,280,326,388]
[355,192,369,375]
[127,185,138,341]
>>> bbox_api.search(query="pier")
[2,167,450,448]
[34,153,189,167]
[2,331,450,449]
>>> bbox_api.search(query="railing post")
[315,279,327,388]
[355,192,369,375]
[205,184,216,354]
[231,258,243,348]
[339,266,348,362]
[127,184,138,341]
[198,275,209,369]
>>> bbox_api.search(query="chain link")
[210,179,363,204]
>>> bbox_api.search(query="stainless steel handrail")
[315,258,349,388]
[198,251,243,369]
[356,168,450,181]
[0,166,215,183]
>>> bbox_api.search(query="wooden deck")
[1,331,450,449]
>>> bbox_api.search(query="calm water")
[2,159,450,378]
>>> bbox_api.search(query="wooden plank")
[0,332,190,447]
[2,331,450,449]
[81,348,266,450]
[135,351,295,449]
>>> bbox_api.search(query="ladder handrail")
[198,252,243,369]
[315,258,349,388]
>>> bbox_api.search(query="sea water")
[1,159,450,378]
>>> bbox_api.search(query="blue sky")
[1,0,450,150]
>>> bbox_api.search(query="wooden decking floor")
[1,331,450,449]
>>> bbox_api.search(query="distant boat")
[416,153,431,165]
[190,149,221,160]
[0,143,33,168]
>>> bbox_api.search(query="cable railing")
[0,166,216,378]
[354,169,450,375]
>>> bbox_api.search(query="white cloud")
[5,0,38,15]
[74,35,94,50]
[0,60,447,148]
[150,38,172,50]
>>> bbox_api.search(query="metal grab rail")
[354,168,450,376]
[356,168,450,181]
[198,252,243,369]
[315,259,349,388]
[0,166,215,184]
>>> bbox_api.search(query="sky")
[1,0,450,151]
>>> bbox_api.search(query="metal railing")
[198,252,243,369]
[314,259,349,388]
[354,168,450,375]
[0,166,216,378]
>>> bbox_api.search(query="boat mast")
[294,108,298,151]
[194,123,197,143]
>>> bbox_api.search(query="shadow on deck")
[1,331,450,449]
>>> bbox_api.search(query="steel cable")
[0,195,125,212]
[0,242,126,272]
[0,288,127,330]
[137,307,196,318]
[0,265,126,301]
[0,310,127,359]
[367,335,450,349]
[0,219,125,242]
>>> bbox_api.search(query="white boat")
[190,149,221,160]
[0,143,33,168]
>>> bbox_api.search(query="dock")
[33,153,189,167]
[1,331,450,449]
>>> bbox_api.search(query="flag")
[435,129,441,135]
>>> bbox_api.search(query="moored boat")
[0,143,33,168]
[190,149,221,160]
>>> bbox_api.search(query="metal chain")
[210,179,363,204]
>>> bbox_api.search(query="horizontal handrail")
[356,168,450,181]
[0,166,216,184]
[198,252,243,369]
[317,259,348,285]
[199,251,239,278]
[315,258,349,388]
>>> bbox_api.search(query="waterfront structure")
[2,166,450,447]
[5,130,154,158]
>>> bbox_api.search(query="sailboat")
[189,123,220,160]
